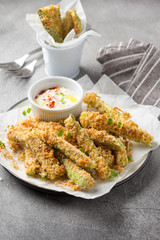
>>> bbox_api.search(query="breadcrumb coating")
[55,150,95,189]
[85,128,126,151]
[80,111,153,146]
[64,114,111,180]
[97,145,114,167]
[85,128,128,167]
[7,125,66,180]
[83,93,136,125]
[33,127,95,169]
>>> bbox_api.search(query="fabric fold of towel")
[97,39,160,108]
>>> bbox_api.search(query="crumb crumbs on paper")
[54,179,80,191]
[10,161,19,170]
[1,151,13,159]
[8,140,23,154]
[54,180,63,185]
[17,150,25,162]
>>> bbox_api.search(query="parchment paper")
[0,75,160,199]
[26,0,100,48]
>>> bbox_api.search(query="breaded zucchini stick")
[114,149,128,167]
[14,118,90,170]
[96,145,114,167]
[85,128,126,151]
[32,128,95,169]
[24,147,40,176]
[69,9,82,35]
[62,9,82,38]
[80,111,153,146]
[55,151,94,190]
[7,126,66,180]
[83,93,135,124]
[62,10,74,38]
[64,115,111,180]
[85,128,128,167]
[16,116,42,129]
[37,5,63,43]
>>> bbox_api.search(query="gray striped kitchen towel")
[97,39,160,108]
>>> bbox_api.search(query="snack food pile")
[6,93,153,191]
[37,4,82,43]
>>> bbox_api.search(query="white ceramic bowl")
[28,77,83,122]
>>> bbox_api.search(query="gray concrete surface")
[0,0,160,239]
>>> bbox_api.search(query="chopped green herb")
[61,93,64,96]
[61,97,66,104]
[108,118,113,125]
[0,141,5,148]
[58,129,64,137]
[66,133,71,138]
[117,121,122,127]
[55,93,59,95]
[22,110,26,116]
[127,156,134,162]
[110,169,119,178]
[7,125,10,128]
[27,108,31,113]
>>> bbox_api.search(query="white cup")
[37,34,86,78]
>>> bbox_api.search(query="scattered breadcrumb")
[10,161,19,170]
[2,151,13,160]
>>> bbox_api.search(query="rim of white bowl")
[28,77,84,112]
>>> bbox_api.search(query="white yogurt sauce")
[35,87,78,109]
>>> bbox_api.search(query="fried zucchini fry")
[83,93,138,127]
[64,115,111,180]
[85,128,126,151]
[32,127,95,169]
[62,9,82,38]
[24,147,40,176]
[85,128,128,167]
[114,149,128,167]
[55,151,94,189]
[62,10,74,38]
[37,5,63,43]
[80,111,153,146]
[7,125,66,180]
[70,8,82,34]
[96,145,114,167]
[14,118,93,170]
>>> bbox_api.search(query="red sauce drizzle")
[35,87,61,109]
[39,90,46,95]
[48,101,55,108]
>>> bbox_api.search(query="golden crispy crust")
[80,111,153,146]
[7,124,66,180]
[97,145,114,167]
[64,115,110,180]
